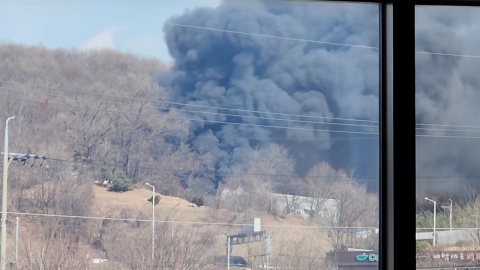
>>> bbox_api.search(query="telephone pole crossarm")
[1,148,47,270]
[1,153,48,166]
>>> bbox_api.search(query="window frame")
[316,0,480,269]
[6,0,476,268]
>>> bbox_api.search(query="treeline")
[0,43,215,198]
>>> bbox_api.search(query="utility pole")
[425,197,437,246]
[1,116,14,270]
[145,183,155,264]
[14,217,18,264]
[1,117,47,270]
[171,203,179,262]
[449,199,453,231]
[227,235,231,270]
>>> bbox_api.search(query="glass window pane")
[0,0,380,268]
[416,5,480,269]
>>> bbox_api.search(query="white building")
[273,193,339,221]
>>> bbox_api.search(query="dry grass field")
[4,184,331,269]
[91,185,332,257]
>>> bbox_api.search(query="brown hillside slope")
[92,185,332,263]
[6,185,330,268]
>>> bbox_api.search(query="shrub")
[108,173,133,192]
[416,240,432,251]
[191,196,205,207]
[101,168,133,192]
[147,195,161,205]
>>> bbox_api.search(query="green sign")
[356,253,379,262]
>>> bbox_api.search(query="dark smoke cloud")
[415,7,480,196]
[157,0,381,187]
[157,1,480,196]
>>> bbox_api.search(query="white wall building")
[273,193,339,221]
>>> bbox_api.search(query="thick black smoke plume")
[415,7,480,197]
[158,1,480,197]
[159,2,480,196]
[157,0,380,188]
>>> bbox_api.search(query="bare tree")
[272,234,330,270]
[110,88,189,180]
[64,101,117,164]
[18,225,88,270]
[243,144,296,215]
[293,162,339,220]
[103,220,215,269]
[325,178,370,251]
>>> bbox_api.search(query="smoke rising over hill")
[157,0,380,184]
[158,1,480,194]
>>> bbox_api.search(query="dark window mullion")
[380,1,416,270]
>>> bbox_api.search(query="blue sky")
[0,0,221,64]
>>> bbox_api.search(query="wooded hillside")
[0,43,216,197]
[0,44,379,269]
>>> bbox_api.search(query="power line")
[416,50,480,60]
[416,127,480,134]
[11,86,480,134]
[164,22,379,50]
[416,123,480,130]
[168,23,480,59]
[3,95,480,182]
[405,175,480,182]
[7,211,378,229]
[416,175,480,179]
[417,227,480,230]
[17,156,480,183]
[5,81,480,133]
[192,134,377,142]
[7,2,480,61]
[0,0,379,53]
[5,93,480,137]
[416,134,480,139]
[0,95,379,135]
[44,157,378,182]
[5,87,480,137]
[0,81,378,124]
[0,85,377,142]
[0,86,379,129]
[11,0,480,60]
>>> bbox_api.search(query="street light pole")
[1,117,14,270]
[14,217,18,264]
[449,199,453,231]
[441,199,453,231]
[145,183,155,263]
[171,203,179,261]
[425,197,437,246]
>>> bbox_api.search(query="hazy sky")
[0,0,221,64]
